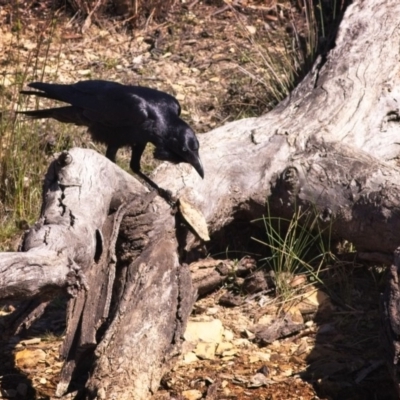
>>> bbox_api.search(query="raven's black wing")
[21,80,151,127]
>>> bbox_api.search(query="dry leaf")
[179,197,210,241]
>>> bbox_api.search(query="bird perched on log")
[19,80,204,200]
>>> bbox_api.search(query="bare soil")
[0,1,397,399]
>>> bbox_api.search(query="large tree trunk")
[1,0,400,398]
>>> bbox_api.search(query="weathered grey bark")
[149,0,400,259]
[1,0,400,397]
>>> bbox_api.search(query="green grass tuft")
[252,205,334,299]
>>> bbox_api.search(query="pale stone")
[221,349,238,357]
[215,342,233,355]
[246,25,257,35]
[232,338,251,347]
[249,355,260,363]
[182,352,199,364]
[206,307,219,315]
[298,287,334,312]
[184,319,224,343]
[254,351,271,362]
[194,342,216,360]
[182,389,202,400]
[223,328,234,341]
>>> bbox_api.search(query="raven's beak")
[191,153,204,179]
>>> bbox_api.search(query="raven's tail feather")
[21,82,70,102]
[17,106,87,125]
[18,109,57,119]
[20,90,54,100]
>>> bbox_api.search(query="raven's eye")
[182,146,187,152]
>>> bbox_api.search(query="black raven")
[19,80,204,194]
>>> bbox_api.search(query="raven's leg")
[129,142,146,174]
[129,143,176,205]
[105,146,118,163]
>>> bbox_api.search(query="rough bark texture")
[1,0,400,397]
[0,149,194,400]
[381,249,400,397]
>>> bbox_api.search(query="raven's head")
[154,120,204,178]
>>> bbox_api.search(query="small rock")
[182,389,202,400]
[246,25,257,35]
[97,387,106,399]
[184,319,224,344]
[39,377,47,384]
[223,329,234,341]
[215,342,233,355]
[221,349,238,357]
[254,351,271,362]
[232,338,251,347]
[182,352,199,364]
[218,292,242,307]
[194,342,216,360]
[257,365,270,376]
[249,355,260,363]
[248,373,269,388]
[279,364,293,376]
[283,306,304,324]
[206,307,219,315]
[297,287,334,320]
[242,270,269,294]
